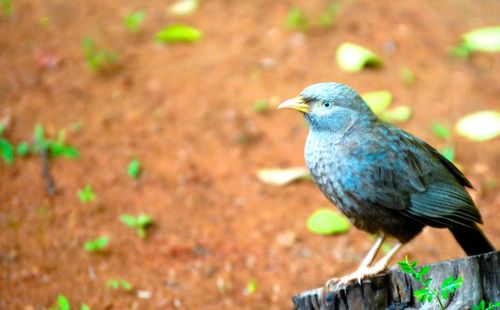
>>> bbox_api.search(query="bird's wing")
[348,127,480,228]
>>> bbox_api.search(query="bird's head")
[278,82,376,132]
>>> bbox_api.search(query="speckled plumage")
[295,82,494,255]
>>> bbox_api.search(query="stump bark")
[293,251,499,310]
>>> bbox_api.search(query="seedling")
[32,124,79,159]
[127,158,141,179]
[1,0,13,17]
[317,2,339,28]
[285,7,308,31]
[398,256,462,309]
[431,122,452,140]
[124,11,145,33]
[399,67,415,86]
[243,279,257,296]
[253,100,270,113]
[77,184,96,203]
[0,124,14,164]
[16,141,30,156]
[48,294,89,310]
[120,214,152,239]
[84,236,109,252]
[81,37,118,72]
[106,279,133,292]
[472,300,500,310]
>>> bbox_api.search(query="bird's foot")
[324,263,388,292]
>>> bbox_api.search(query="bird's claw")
[324,265,385,292]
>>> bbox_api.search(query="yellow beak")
[277,96,310,113]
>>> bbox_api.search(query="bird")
[278,82,495,290]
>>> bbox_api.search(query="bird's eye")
[322,101,332,109]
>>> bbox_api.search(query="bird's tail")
[450,224,495,256]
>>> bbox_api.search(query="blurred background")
[0,0,499,309]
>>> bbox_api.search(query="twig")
[40,146,56,195]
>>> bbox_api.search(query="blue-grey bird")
[278,82,495,287]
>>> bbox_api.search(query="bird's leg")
[327,242,403,290]
[324,235,386,291]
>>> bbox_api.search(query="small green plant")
[120,214,152,239]
[16,141,30,156]
[317,2,339,28]
[431,122,452,140]
[0,124,14,164]
[398,256,462,309]
[253,100,269,113]
[77,184,96,203]
[1,0,13,17]
[81,37,118,72]
[33,124,79,158]
[48,294,89,310]
[473,300,500,310]
[127,158,141,179]
[84,236,109,252]
[106,279,133,292]
[124,11,145,33]
[285,7,308,31]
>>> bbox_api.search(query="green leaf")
[462,26,500,53]
[34,123,47,150]
[127,159,141,179]
[136,214,152,227]
[317,3,338,28]
[431,122,451,140]
[1,0,13,17]
[120,214,137,227]
[57,295,70,310]
[336,42,382,72]
[84,236,109,252]
[285,7,308,31]
[169,0,199,16]
[124,11,145,33]
[81,37,118,72]
[0,123,4,135]
[16,141,30,156]
[256,167,311,186]
[77,184,96,203]
[80,305,90,310]
[399,67,415,86]
[253,100,269,113]
[306,208,350,235]
[398,261,413,274]
[414,287,431,303]
[441,275,462,298]
[120,280,133,292]
[245,279,257,295]
[380,106,412,123]
[455,110,500,141]
[439,146,455,162]
[416,266,430,281]
[361,91,393,115]
[0,139,14,164]
[154,24,202,43]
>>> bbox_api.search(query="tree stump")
[293,251,499,310]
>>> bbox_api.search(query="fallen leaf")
[455,110,500,141]
[307,208,350,235]
[336,43,382,72]
[256,167,310,186]
[361,91,392,115]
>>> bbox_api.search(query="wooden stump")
[293,251,499,310]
